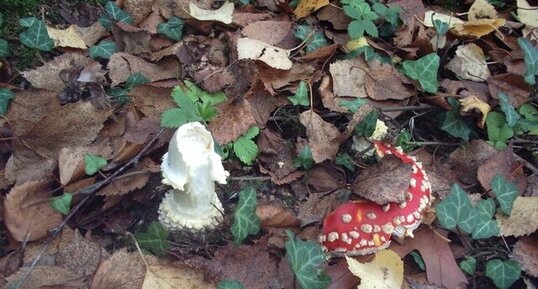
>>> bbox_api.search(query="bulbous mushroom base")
[158,190,224,231]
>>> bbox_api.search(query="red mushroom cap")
[320,141,432,255]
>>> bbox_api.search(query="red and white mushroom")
[320,141,432,255]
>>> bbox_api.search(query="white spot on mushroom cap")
[406,214,414,223]
[366,212,377,220]
[328,232,339,242]
[360,224,373,234]
[341,214,352,223]
[373,225,381,233]
[349,231,360,239]
[399,201,407,208]
[382,204,390,212]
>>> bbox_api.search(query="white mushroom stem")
[159,122,229,231]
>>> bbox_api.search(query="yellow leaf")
[46,25,87,49]
[460,95,491,128]
[468,0,498,21]
[294,0,329,19]
[345,37,369,52]
[452,18,505,38]
[346,249,403,289]
[517,0,538,28]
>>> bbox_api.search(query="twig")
[14,128,165,289]
[228,176,272,181]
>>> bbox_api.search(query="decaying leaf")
[22,53,90,92]
[108,53,179,86]
[5,265,85,289]
[242,20,292,46]
[56,229,106,276]
[294,0,330,18]
[46,25,86,49]
[477,146,527,194]
[189,1,234,24]
[237,38,292,70]
[365,60,414,101]
[468,0,498,21]
[460,95,491,128]
[330,58,368,98]
[299,110,341,163]
[256,203,301,228]
[423,11,464,29]
[448,139,497,185]
[346,249,403,289]
[142,264,216,289]
[452,18,505,38]
[511,235,538,278]
[90,249,146,289]
[446,43,490,82]
[517,0,538,28]
[497,196,538,237]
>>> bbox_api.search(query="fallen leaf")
[423,11,464,29]
[75,22,108,46]
[4,179,62,241]
[5,265,85,289]
[22,53,90,92]
[517,0,538,28]
[488,73,531,107]
[123,0,154,25]
[56,229,106,276]
[242,20,292,46]
[111,22,152,57]
[365,60,414,101]
[257,63,315,95]
[452,18,506,38]
[237,38,292,70]
[256,203,301,228]
[232,11,272,28]
[189,1,234,24]
[46,25,87,49]
[299,110,341,163]
[294,0,330,18]
[446,43,490,82]
[142,264,216,289]
[59,143,114,185]
[108,53,180,86]
[130,84,175,119]
[497,196,538,237]
[510,235,538,278]
[298,189,349,225]
[468,0,498,21]
[330,58,368,98]
[460,95,491,128]
[98,158,158,198]
[257,128,302,184]
[448,139,497,185]
[346,249,403,289]
[476,146,527,194]
[306,163,346,193]
[90,249,146,289]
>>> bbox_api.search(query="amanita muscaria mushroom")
[159,122,229,231]
[320,141,432,255]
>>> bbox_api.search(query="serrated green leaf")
[491,174,519,215]
[161,108,191,127]
[485,259,521,289]
[476,198,496,219]
[409,251,425,271]
[385,5,401,26]
[19,19,54,51]
[196,101,218,122]
[19,17,37,28]
[362,19,378,37]
[294,25,329,53]
[460,257,476,275]
[233,127,259,165]
[125,72,150,90]
[471,217,499,239]
[435,184,474,231]
[441,98,472,141]
[134,222,169,257]
[497,93,520,128]
[401,53,439,93]
[84,153,107,175]
[89,40,116,59]
[285,230,330,289]
[288,81,310,106]
[294,145,314,170]
[338,98,366,113]
[218,280,245,289]
[355,110,378,137]
[348,20,365,38]
[157,16,184,41]
[0,88,15,116]
[335,153,355,172]
[486,111,514,150]
[0,39,9,57]
[183,80,227,105]
[231,187,260,245]
[518,37,538,85]
[50,192,73,215]
[105,1,133,24]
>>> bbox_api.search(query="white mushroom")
[159,122,229,231]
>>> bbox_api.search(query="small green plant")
[485,259,521,289]
[230,126,260,166]
[340,0,400,39]
[157,17,184,41]
[288,80,310,106]
[294,25,328,53]
[0,88,14,115]
[285,230,330,289]
[217,280,245,289]
[107,72,150,105]
[441,98,473,141]
[134,222,170,257]
[401,52,440,93]
[89,40,117,59]
[355,110,378,137]
[84,153,107,175]
[98,1,133,29]
[293,145,314,170]
[50,192,73,215]
[231,187,260,245]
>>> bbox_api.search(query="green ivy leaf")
[104,1,133,24]
[19,17,37,28]
[89,40,116,59]
[435,184,475,232]
[125,73,150,90]
[0,39,8,57]
[233,126,260,165]
[335,153,355,172]
[355,110,378,137]
[518,37,538,85]
[476,198,496,219]
[288,81,310,106]
[19,19,54,51]
[83,153,107,175]
[218,280,245,289]
[491,174,519,215]
[294,25,329,53]
[497,93,521,128]
[459,257,476,275]
[0,88,15,116]
[401,53,440,93]
[471,217,499,239]
[294,145,314,170]
[338,98,367,113]
[485,259,521,289]
[231,187,260,245]
[433,19,449,35]
[285,230,330,289]
[486,111,513,150]
[395,129,418,152]
[409,251,425,271]
[157,17,184,41]
[134,222,170,257]
[50,192,73,215]
[441,98,472,141]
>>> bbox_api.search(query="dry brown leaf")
[256,203,301,228]
[488,73,531,107]
[242,20,292,46]
[112,22,152,57]
[108,52,180,87]
[22,53,90,92]
[189,1,234,24]
[468,0,498,21]
[298,189,349,225]
[460,95,491,128]
[294,0,329,18]
[299,110,341,163]
[306,163,346,193]
[446,43,490,82]
[46,25,87,48]
[237,38,292,70]
[142,264,216,289]
[56,229,106,276]
[330,58,368,97]
[130,85,175,119]
[365,60,414,101]
[448,139,497,185]
[510,235,538,278]
[5,265,85,289]
[317,5,350,30]
[257,128,301,184]
[59,143,114,185]
[423,11,464,28]
[90,249,146,289]
[75,22,108,46]
[477,146,527,194]
[517,0,538,28]
[257,63,315,95]
[452,18,505,38]
[232,11,273,28]
[346,249,403,289]
[4,180,62,241]
[123,0,154,25]
[497,197,538,237]
[319,75,348,113]
[98,158,158,197]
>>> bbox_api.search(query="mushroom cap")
[320,141,432,255]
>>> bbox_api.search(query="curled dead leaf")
[459,95,491,128]
[299,110,341,163]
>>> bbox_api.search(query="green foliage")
[99,1,133,29]
[491,175,518,215]
[19,18,54,51]
[518,37,537,85]
[347,46,390,63]
[395,129,418,152]
[134,222,170,257]
[335,153,355,172]
[0,39,8,57]
[49,192,73,215]
[441,98,472,141]
[401,53,440,93]
[409,251,425,271]
[285,230,330,289]
[433,19,449,35]
[217,280,245,289]
[294,145,314,170]
[288,81,310,106]
[459,257,476,275]
[497,93,520,128]
[157,17,184,41]
[486,112,513,150]
[125,73,150,90]
[0,88,15,115]
[89,40,117,59]
[518,104,538,135]
[231,187,260,245]
[485,259,521,289]
[341,0,400,38]
[161,81,226,127]
[294,25,329,53]
[232,126,260,165]
[83,153,107,175]
[338,98,366,113]
[355,110,378,137]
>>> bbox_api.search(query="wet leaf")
[231,187,260,245]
